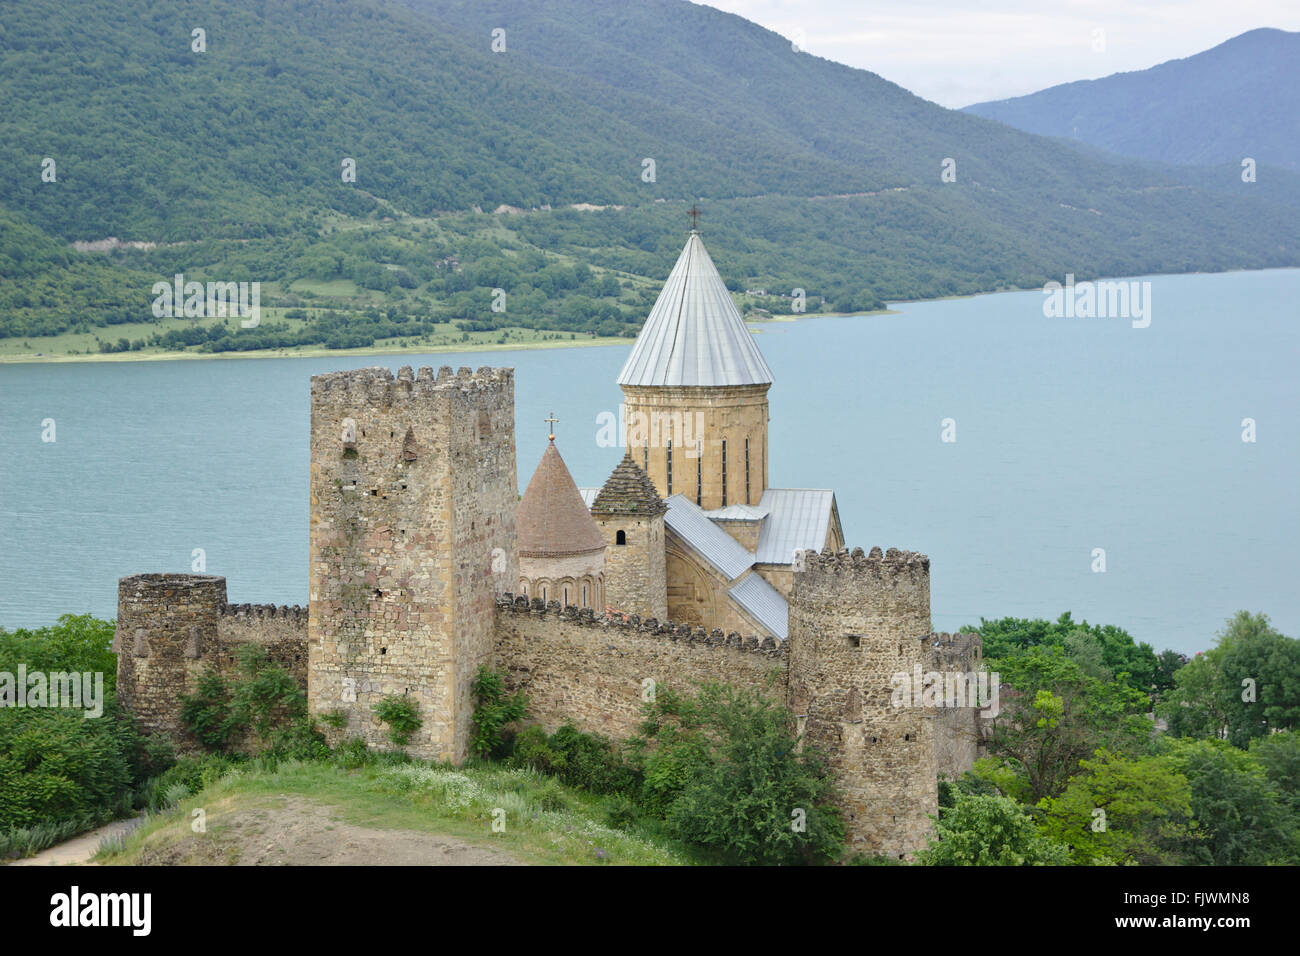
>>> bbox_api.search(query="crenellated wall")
[113,574,307,745]
[492,595,786,739]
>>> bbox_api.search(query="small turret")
[590,452,667,620]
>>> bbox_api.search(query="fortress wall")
[215,604,309,687]
[787,547,937,860]
[114,574,309,746]
[492,596,787,740]
[925,632,987,781]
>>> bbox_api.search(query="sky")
[703,1,1300,107]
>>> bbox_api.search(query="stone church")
[517,230,844,641]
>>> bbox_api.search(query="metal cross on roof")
[688,203,701,231]
[544,412,559,441]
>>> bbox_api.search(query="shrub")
[919,792,1072,866]
[656,684,844,865]
[0,616,166,851]
[508,722,642,796]
[374,694,422,746]
[470,667,527,758]
[179,646,313,753]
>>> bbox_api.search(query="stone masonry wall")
[926,631,987,781]
[621,384,769,509]
[595,512,667,619]
[787,547,937,861]
[114,574,308,747]
[308,365,516,762]
[492,596,786,740]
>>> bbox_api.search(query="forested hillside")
[1,0,1296,357]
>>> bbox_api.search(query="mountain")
[0,1,1297,354]
[964,29,1299,170]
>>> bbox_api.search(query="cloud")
[702,0,1300,106]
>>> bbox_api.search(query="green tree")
[639,683,844,865]
[1158,612,1300,746]
[919,792,1072,866]
[1162,737,1299,865]
[1037,750,1198,865]
[981,646,1152,803]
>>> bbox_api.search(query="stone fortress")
[114,231,984,859]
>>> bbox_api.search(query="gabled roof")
[517,441,606,558]
[617,232,774,388]
[663,494,755,581]
[728,573,789,641]
[591,452,667,516]
[753,489,836,565]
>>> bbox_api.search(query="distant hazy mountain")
[964,29,1298,170]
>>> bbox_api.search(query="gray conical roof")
[617,232,774,388]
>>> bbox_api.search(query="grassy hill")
[1,0,1297,358]
[964,28,1300,170]
[93,759,691,866]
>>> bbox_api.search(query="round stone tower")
[114,573,227,740]
[786,546,937,861]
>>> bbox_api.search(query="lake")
[2,268,1297,655]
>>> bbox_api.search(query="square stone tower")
[308,365,517,762]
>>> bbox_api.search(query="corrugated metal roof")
[617,232,774,388]
[663,494,755,580]
[728,573,789,641]
[754,489,835,565]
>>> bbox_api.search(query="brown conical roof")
[518,441,607,557]
[592,451,667,516]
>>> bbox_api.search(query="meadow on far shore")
[0,307,895,367]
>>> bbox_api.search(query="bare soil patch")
[131,796,523,866]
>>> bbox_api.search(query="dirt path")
[11,815,145,867]
[133,796,523,866]
[10,797,523,867]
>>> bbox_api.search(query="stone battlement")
[496,593,784,656]
[925,631,983,656]
[220,603,307,623]
[796,546,930,573]
[309,364,513,400]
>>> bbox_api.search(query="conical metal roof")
[617,232,774,388]
[517,441,607,557]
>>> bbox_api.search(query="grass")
[94,758,693,866]
[0,319,629,364]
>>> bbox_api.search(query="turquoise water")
[2,268,1297,654]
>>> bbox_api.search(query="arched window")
[582,584,589,607]
[616,530,627,546]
